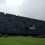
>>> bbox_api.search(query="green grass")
[0,36,45,45]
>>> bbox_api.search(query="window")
[29,25,35,30]
[0,22,3,23]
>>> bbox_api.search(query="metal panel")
[35,20,42,35]
[0,24,5,34]
[42,21,45,35]
[16,27,21,33]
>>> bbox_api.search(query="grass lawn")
[0,36,45,45]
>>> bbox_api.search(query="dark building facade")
[0,12,45,36]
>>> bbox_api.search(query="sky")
[0,0,45,20]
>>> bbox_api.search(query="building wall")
[0,12,45,35]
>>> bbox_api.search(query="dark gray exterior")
[0,12,45,36]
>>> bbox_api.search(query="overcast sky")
[0,0,45,20]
